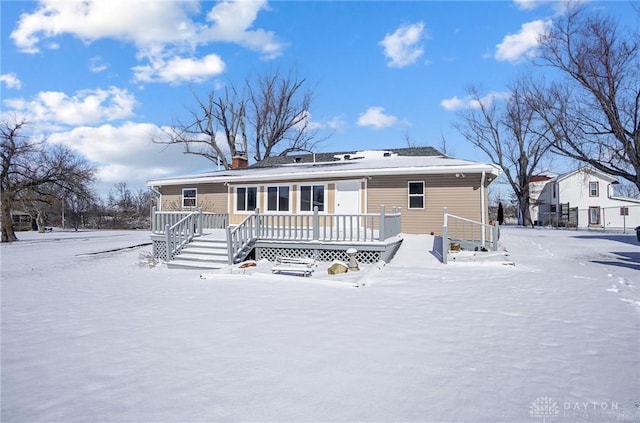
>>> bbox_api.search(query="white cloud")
[327,115,347,131]
[3,87,136,126]
[440,92,510,111]
[379,22,425,68]
[132,54,226,84]
[513,0,582,13]
[47,122,211,191]
[89,56,109,73]
[513,0,541,10]
[357,107,398,129]
[10,0,283,84]
[440,96,465,112]
[10,0,283,56]
[203,0,284,59]
[495,19,551,62]
[293,111,325,132]
[0,73,23,89]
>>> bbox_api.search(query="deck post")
[165,223,171,262]
[254,208,260,238]
[151,206,157,233]
[226,225,233,264]
[313,207,319,241]
[442,208,448,264]
[379,205,385,241]
[198,208,203,236]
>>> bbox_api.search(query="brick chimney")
[231,153,248,169]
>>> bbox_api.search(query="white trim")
[407,181,425,210]
[182,187,197,208]
[265,184,292,213]
[234,185,259,214]
[298,183,327,213]
[147,161,501,187]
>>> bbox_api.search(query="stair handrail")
[226,209,260,264]
[442,208,499,264]
[165,211,198,262]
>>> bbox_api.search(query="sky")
[1,0,638,197]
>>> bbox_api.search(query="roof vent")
[383,152,391,157]
[294,157,302,163]
[343,154,351,160]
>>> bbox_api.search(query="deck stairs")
[167,237,229,270]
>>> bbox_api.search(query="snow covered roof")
[147,150,501,187]
[552,166,619,184]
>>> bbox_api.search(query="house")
[532,166,640,231]
[146,147,501,268]
[528,172,558,226]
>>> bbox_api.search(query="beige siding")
[158,174,489,235]
[368,174,484,235]
[159,183,227,213]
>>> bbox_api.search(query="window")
[589,207,600,225]
[182,188,197,208]
[552,184,556,199]
[408,181,425,209]
[300,185,324,212]
[589,181,599,197]
[550,204,557,213]
[620,207,629,216]
[236,187,257,212]
[267,186,290,212]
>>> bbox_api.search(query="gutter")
[147,164,502,187]
[481,171,486,246]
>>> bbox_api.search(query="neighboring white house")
[528,172,557,226]
[532,167,640,231]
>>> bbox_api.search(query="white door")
[335,180,360,214]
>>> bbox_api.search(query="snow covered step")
[167,236,230,270]
[167,258,227,270]
[179,247,228,256]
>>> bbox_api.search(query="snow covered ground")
[1,227,639,422]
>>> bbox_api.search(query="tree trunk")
[518,195,534,227]
[1,193,17,242]
[37,210,46,233]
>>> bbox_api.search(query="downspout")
[480,171,486,246]
[149,186,162,211]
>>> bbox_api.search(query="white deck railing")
[226,206,402,264]
[151,207,229,235]
[442,207,499,264]
[164,212,198,261]
[151,208,229,263]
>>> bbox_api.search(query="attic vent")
[383,152,391,157]
[343,154,351,160]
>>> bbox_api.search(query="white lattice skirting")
[256,247,383,264]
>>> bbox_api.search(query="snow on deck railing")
[226,206,402,264]
[151,207,228,234]
[165,212,198,262]
[442,208,499,264]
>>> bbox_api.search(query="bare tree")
[158,86,247,170]
[453,82,553,226]
[530,5,640,190]
[1,118,96,242]
[157,69,323,168]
